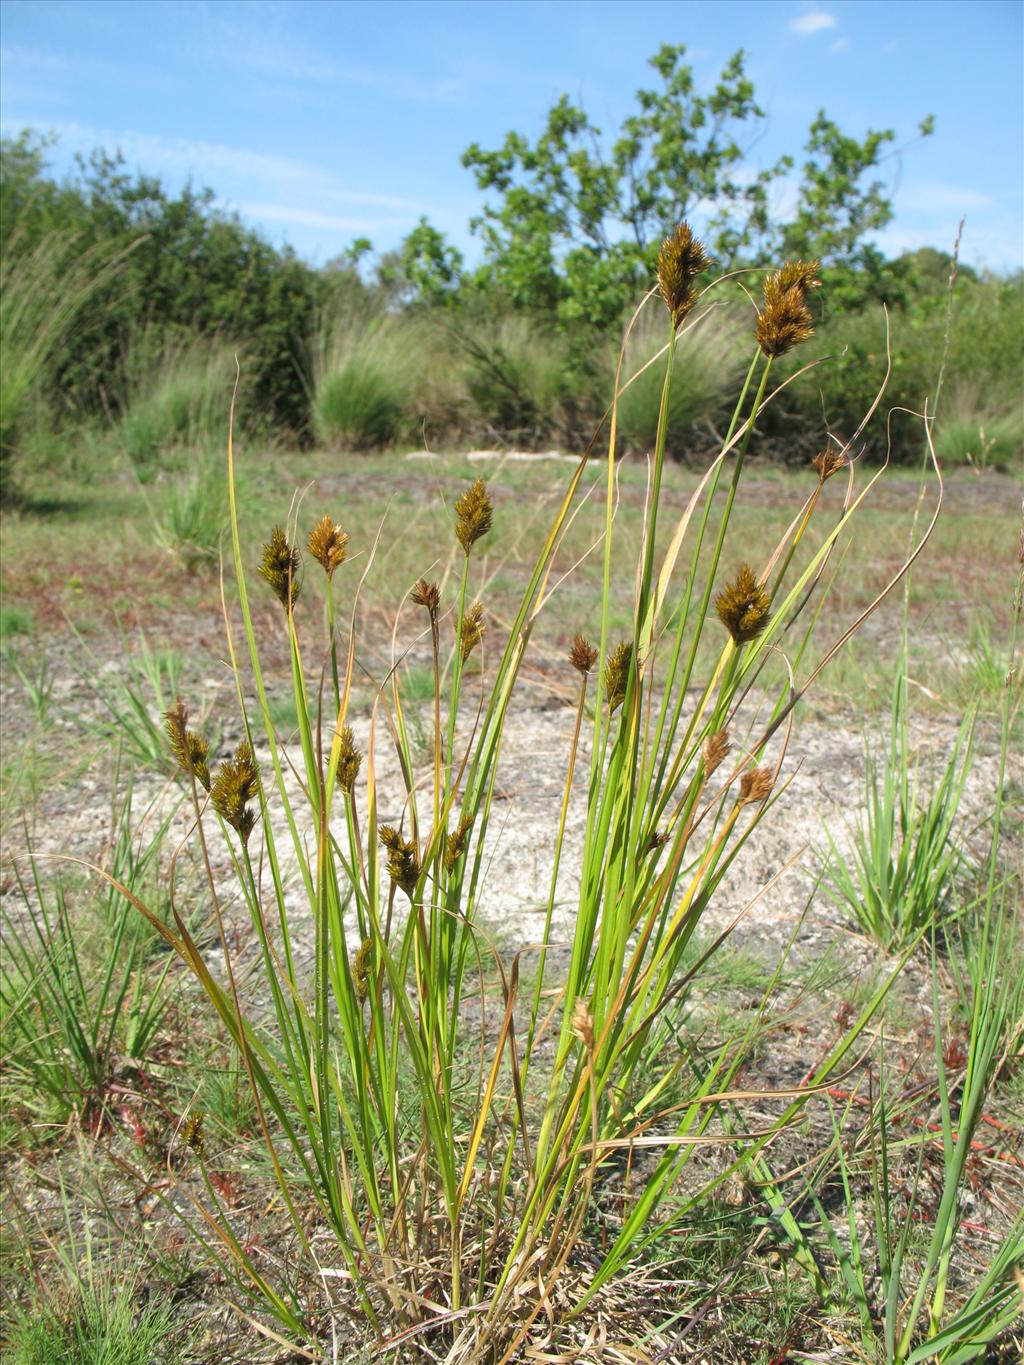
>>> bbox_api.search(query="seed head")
[754,260,820,359]
[411,578,441,617]
[259,527,301,609]
[643,828,670,857]
[455,479,493,554]
[307,515,348,578]
[702,728,731,776]
[379,825,419,898]
[165,702,211,791]
[337,726,361,794]
[182,1109,205,1157]
[811,445,848,484]
[569,634,599,675]
[459,601,485,662]
[211,740,261,843]
[738,766,774,806]
[604,640,633,713]
[352,937,373,1003]
[657,222,713,330]
[715,565,772,645]
[444,813,473,873]
[571,999,595,1050]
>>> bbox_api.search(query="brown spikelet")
[211,740,261,843]
[379,825,419,897]
[604,640,633,713]
[411,578,440,617]
[702,728,731,776]
[657,222,714,330]
[337,726,361,793]
[444,813,473,873]
[571,999,595,1050]
[259,528,301,609]
[459,602,485,661]
[352,937,373,1003]
[181,1109,205,1157]
[569,634,599,675]
[165,702,211,791]
[307,515,348,578]
[715,565,772,645]
[811,445,848,484]
[642,828,670,857]
[754,260,820,359]
[455,479,493,554]
[738,766,774,806]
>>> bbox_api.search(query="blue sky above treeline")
[2,0,1021,272]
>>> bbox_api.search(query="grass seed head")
[571,999,595,1050]
[715,565,772,645]
[211,740,261,843]
[569,634,599,675]
[182,1109,205,1157]
[337,726,362,793]
[455,478,493,554]
[444,813,473,873]
[460,601,485,661]
[259,527,301,609]
[657,222,713,330]
[738,766,774,806]
[307,514,348,578]
[604,640,633,712]
[811,444,848,484]
[755,260,820,358]
[702,727,731,776]
[379,825,419,897]
[165,701,211,791]
[411,578,441,617]
[352,938,373,1003]
[643,828,670,857]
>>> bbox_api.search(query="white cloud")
[830,37,850,52]
[790,10,838,36]
[896,182,998,214]
[238,201,412,233]
[0,118,425,215]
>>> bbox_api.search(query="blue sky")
[2,0,1021,271]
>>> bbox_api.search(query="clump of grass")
[312,311,431,449]
[115,230,937,1358]
[116,332,237,479]
[0,602,35,640]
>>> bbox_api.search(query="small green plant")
[0,775,176,1128]
[823,649,977,953]
[151,455,230,569]
[313,311,430,448]
[2,645,55,724]
[0,602,35,641]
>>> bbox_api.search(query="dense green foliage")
[0,41,1019,496]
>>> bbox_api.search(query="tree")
[461,43,932,324]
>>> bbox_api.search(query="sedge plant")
[111,227,941,1360]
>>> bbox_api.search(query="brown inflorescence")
[211,740,260,844]
[307,515,349,578]
[455,479,493,554]
[337,726,362,794]
[459,602,485,661]
[444,813,473,873]
[811,444,848,484]
[259,527,301,609]
[715,565,772,645]
[182,1109,205,1157]
[569,634,599,675]
[702,728,731,776]
[352,938,373,1003]
[411,578,441,617]
[165,701,211,791]
[379,825,420,898]
[754,259,821,359]
[604,641,633,713]
[656,222,714,330]
[571,999,595,1050]
[738,766,774,806]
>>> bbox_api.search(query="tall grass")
[0,229,132,500]
[111,237,939,1357]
